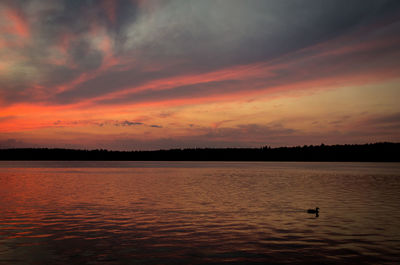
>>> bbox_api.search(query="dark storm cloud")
[120,0,400,66]
[1,0,400,106]
[39,66,81,87]
[29,0,139,37]
[52,0,400,104]
[69,40,103,70]
[94,31,400,106]
[0,0,142,104]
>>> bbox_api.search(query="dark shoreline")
[1,142,399,162]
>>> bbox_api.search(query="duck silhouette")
[307,207,319,214]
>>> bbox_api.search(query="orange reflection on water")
[1,162,400,264]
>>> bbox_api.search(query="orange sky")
[1,1,400,150]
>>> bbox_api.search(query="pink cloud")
[3,7,29,39]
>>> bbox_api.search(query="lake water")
[0,161,399,264]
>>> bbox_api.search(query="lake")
[0,161,399,264]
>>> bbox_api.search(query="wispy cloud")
[1,0,399,149]
[1,0,399,106]
[115,120,143,126]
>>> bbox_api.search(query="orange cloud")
[3,8,29,39]
[1,2,399,150]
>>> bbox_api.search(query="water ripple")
[1,162,400,264]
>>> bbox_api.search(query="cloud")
[115,120,143,126]
[95,80,242,105]
[122,0,400,67]
[358,112,400,131]
[1,0,399,106]
[366,112,400,125]
[50,119,164,130]
[1,1,400,149]
[2,118,399,150]
[3,7,29,38]
[113,120,163,128]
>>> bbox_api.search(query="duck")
[307,207,319,214]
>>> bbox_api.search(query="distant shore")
[0,143,399,162]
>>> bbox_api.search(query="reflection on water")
[0,162,400,264]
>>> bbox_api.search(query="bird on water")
[307,207,319,214]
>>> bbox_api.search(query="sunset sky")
[1,0,400,150]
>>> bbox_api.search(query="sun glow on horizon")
[1,1,400,150]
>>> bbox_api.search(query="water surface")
[0,161,399,264]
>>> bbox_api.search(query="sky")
[0,0,400,150]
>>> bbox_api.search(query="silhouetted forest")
[0,142,399,161]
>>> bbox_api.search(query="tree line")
[0,142,399,161]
